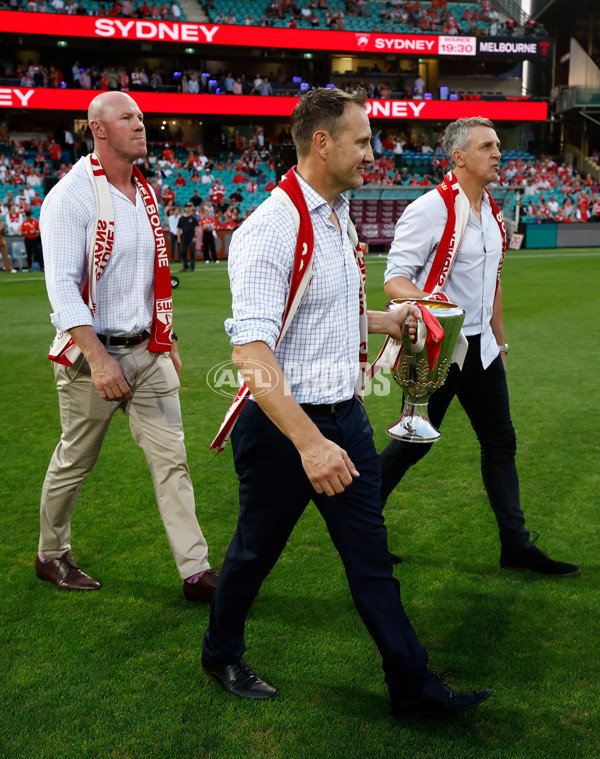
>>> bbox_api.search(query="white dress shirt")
[225,173,361,404]
[41,157,156,336]
[384,187,503,369]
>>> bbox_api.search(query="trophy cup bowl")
[386,298,465,443]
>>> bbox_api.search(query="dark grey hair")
[290,87,367,158]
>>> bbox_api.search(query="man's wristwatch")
[498,343,509,355]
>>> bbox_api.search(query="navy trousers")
[203,397,430,696]
[380,334,531,549]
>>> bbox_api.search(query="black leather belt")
[96,330,150,347]
[301,399,352,414]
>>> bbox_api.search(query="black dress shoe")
[391,672,492,720]
[201,656,279,700]
[183,569,219,602]
[388,550,404,565]
[500,544,580,577]
[35,552,101,591]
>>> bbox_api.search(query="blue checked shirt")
[41,157,156,337]
[225,173,361,405]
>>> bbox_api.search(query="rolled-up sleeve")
[225,199,296,350]
[384,194,439,286]
[41,182,93,332]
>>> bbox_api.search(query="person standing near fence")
[21,210,44,272]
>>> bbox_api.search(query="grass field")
[1,249,599,759]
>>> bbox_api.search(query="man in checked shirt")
[36,91,218,603]
[201,87,492,720]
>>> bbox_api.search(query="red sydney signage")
[0,11,477,55]
[0,88,548,121]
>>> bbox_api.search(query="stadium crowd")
[204,0,503,35]
[3,124,600,272]
[0,0,504,37]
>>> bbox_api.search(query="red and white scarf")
[367,171,507,378]
[210,167,368,454]
[48,153,173,366]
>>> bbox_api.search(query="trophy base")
[386,403,441,443]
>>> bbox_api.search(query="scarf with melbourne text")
[47,153,172,366]
[210,167,368,454]
[367,170,508,378]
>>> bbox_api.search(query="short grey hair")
[443,117,494,166]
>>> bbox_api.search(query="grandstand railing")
[555,87,600,114]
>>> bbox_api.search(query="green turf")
[1,249,599,759]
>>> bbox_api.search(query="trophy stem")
[386,401,441,443]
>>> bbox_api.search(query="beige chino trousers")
[39,339,210,580]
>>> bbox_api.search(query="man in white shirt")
[36,91,218,602]
[380,116,580,578]
[201,88,492,720]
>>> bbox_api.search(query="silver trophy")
[386,298,465,443]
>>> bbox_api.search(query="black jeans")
[179,238,196,270]
[203,398,430,697]
[202,230,217,262]
[380,335,531,549]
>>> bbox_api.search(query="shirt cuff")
[225,317,278,351]
[50,304,94,333]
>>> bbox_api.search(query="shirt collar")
[295,170,349,221]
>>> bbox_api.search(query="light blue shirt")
[384,187,503,369]
[225,173,361,404]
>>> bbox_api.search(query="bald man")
[36,92,218,602]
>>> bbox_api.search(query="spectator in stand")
[251,73,264,96]
[189,189,202,208]
[223,72,235,94]
[228,188,243,204]
[413,75,426,98]
[174,171,186,187]
[201,168,215,185]
[209,177,226,208]
[130,67,144,90]
[177,203,199,272]
[162,185,175,206]
[80,67,92,90]
[6,204,24,236]
[563,196,576,221]
[547,195,559,215]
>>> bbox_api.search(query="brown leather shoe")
[36,552,102,591]
[183,568,219,602]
